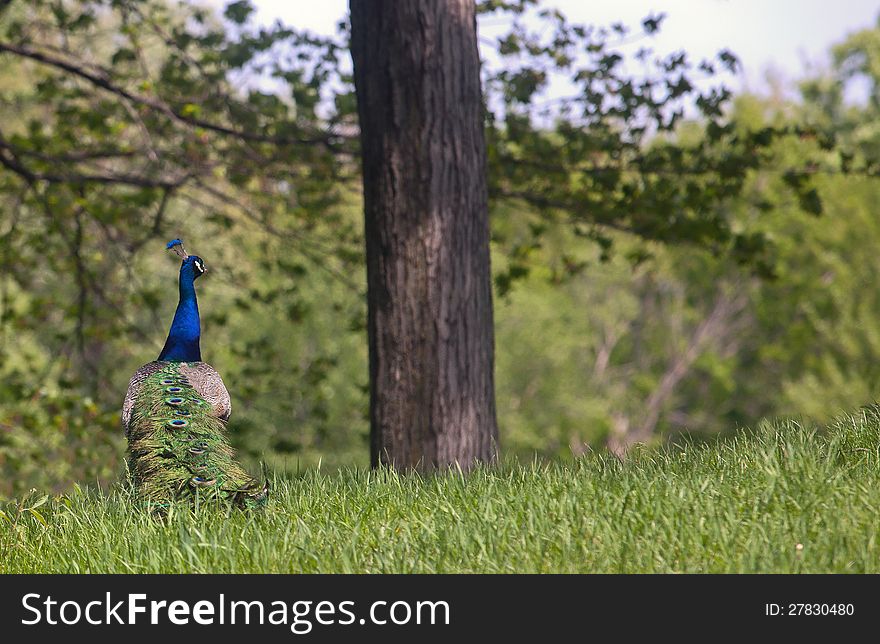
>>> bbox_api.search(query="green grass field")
[3,407,880,573]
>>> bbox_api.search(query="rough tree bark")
[349,0,499,470]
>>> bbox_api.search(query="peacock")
[122,239,268,511]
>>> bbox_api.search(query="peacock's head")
[184,255,207,279]
[167,239,206,279]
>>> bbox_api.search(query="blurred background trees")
[2,0,880,495]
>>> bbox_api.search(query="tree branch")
[0,133,190,188]
[0,41,339,149]
[608,284,749,456]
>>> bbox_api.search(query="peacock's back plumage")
[122,240,267,511]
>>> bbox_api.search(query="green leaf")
[798,188,823,216]
[111,48,137,65]
[28,508,48,527]
[224,1,255,25]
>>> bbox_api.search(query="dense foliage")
[1,0,879,495]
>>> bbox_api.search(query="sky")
[248,0,880,98]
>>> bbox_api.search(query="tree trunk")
[350,0,499,470]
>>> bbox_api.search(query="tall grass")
[3,408,880,573]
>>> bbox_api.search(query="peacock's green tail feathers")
[127,363,268,511]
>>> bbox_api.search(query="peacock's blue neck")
[158,267,201,362]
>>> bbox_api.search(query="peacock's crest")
[166,238,188,258]
[121,239,268,512]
